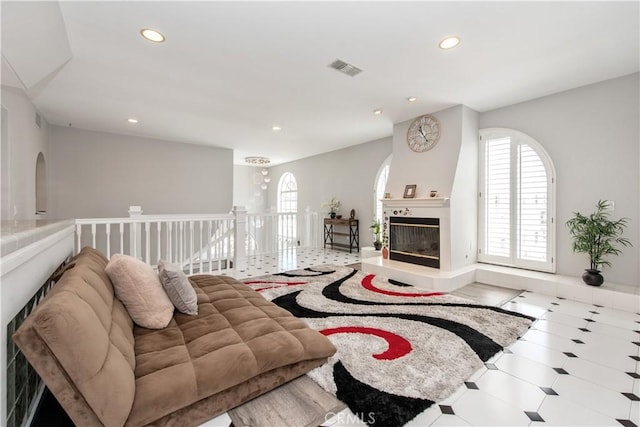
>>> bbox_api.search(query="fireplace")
[389,217,440,268]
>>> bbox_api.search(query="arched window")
[35,152,47,214]
[374,155,392,224]
[277,172,298,213]
[479,128,555,272]
[277,172,298,248]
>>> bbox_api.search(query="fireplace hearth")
[389,217,440,268]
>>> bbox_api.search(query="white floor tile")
[593,306,640,322]
[476,370,546,411]
[572,341,638,372]
[552,375,632,419]
[521,329,578,352]
[430,414,472,426]
[576,330,638,354]
[517,292,559,308]
[587,321,640,341]
[548,300,598,318]
[532,319,585,340]
[541,311,589,328]
[631,401,640,424]
[452,390,531,426]
[591,314,640,331]
[536,396,621,426]
[502,300,548,318]
[563,357,635,393]
[197,412,232,427]
[405,405,442,427]
[508,340,569,368]
[495,353,559,387]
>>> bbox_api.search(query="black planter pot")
[582,269,604,286]
[330,212,336,219]
[374,241,382,250]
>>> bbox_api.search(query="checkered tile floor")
[202,248,640,427]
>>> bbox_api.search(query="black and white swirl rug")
[243,265,534,426]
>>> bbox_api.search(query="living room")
[1,1,639,427]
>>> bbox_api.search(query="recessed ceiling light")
[140,28,165,43]
[272,125,281,131]
[439,36,460,49]
[127,118,138,124]
[407,97,417,102]
[373,109,383,115]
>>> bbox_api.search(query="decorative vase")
[382,246,389,259]
[582,269,604,286]
[374,241,382,250]
[330,212,336,219]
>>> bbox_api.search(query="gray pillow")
[157,260,198,315]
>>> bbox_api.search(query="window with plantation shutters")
[479,129,556,272]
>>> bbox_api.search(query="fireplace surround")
[389,216,440,268]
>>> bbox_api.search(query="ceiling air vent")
[329,59,362,77]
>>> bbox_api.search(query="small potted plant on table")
[566,200,632,286]
[371,220,382,250]
[322,197,340,219]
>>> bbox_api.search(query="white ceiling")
[2,1,638,166]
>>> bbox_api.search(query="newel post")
[128,205,143,259]
[232,205,247,271]
[304,206,312,248]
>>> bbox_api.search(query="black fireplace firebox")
[389,216,440,268]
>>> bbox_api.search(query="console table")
[323,218,359,253]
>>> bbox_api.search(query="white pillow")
[105,254,174,329]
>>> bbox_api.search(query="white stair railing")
[75,206,323,274]
[75,211,235,274]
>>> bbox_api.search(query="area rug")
[242,265,535,426]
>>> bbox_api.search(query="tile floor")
[205,248,640,427]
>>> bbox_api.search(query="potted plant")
[322,197,340,219]
[566,200,632,286]
[370,220,382,250]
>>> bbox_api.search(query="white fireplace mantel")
[381,197,450,208]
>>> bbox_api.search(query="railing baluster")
[199,220,203,274]
[119,223,124,253]
[145,222,151,265]
[156,222,161,262]
[91,224,97,249]
[168,222,173,263]
[188,221,194,275]
[75,224,82,254]
[106,224,111,257]
[179,221,184,267]
[207,221,213,273]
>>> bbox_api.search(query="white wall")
[450,106,479,270]
[49,126,234,218]
[1,85,50,220]
[267,137,393,247]
[233,165,268,213]
[387,105,464,199]
[480,73,639,286]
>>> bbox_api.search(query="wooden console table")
[323,218,359,253]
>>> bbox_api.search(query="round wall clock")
[406,115,440,152]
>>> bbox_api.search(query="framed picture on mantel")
[403,184,417,199]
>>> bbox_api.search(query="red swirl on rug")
[361,274,443,297]
[320,326,412,360]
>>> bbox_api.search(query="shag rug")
[242,265,534,426]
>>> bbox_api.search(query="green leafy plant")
[566,200,632,271]
[370,220,381,244]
